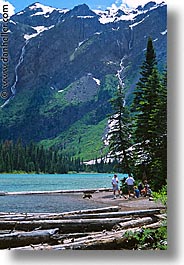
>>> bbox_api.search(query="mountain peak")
[68,4,97,17]
[143,1,157,10]
[14,2,56,17]
[73,3,91,11]
[28,2,55,13]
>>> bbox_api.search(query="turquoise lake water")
[0,173,127,213]
[0,173,127,192]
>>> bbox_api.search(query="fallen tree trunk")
[12,217,155,250]
[0,206,121,221]
[61,206,120,216]
[8,214,166,250]
[0,228,59,249]
[118,217,154,229]
[59,209,161,220]
[0,217,129,232]
[54,217,154,250]
[0,208,160,222]
[0,207,166,250]
[0,210,161,233]
[7,228,140,250]
[15,217,160,250]
[143,221,165,229]
[6,188,112,196]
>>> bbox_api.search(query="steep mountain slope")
[0,2,167,160]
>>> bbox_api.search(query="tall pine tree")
[148,69,167,188]
[132,37,167,189]
[108,83,133,174]
[132,37,157,145]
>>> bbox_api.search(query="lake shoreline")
[0,173,133,213]
[0,190,165,214]
[1,188,112,196]
[0,171,117,175]
[90,191,165,211]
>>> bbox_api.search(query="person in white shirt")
[111,174,122,199]
[125,174,135,198]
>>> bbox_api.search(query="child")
[134,186,140,198]
[138,182,143,195]
[142,180,151,197]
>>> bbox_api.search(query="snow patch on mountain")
[129,15,149,29]
[9,20,16,25]
[160,29,167,35]
[27,2,68,18]
[94,1,166,24]
[29,2,55,14]
[33,25,54,32]
[24,25,54,40]
[94,8,135,24]
[77,15,95,19]
[16,11,24,16]
[103,115,119,146]
[93,78,101,86]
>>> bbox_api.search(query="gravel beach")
[89,191,165,211]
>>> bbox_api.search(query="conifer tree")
[132,37,167,189]
[148,69,167,188]
[132,37,157,146]
[108,83,133,174]
[132,37,157,110]
[131,38,157,169]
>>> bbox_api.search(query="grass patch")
[40,118,109,161]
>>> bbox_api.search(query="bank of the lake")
[0,173,127,213]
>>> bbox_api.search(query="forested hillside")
[0,2,167,162]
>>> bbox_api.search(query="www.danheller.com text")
[1,4,9,101]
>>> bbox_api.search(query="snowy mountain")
[94,1,165,24]
[12,2,68,26]
[0,1,167,160]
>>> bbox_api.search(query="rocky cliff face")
[0,2,167,159]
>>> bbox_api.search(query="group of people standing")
[111,174,151,199]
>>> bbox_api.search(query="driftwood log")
[0,217,134,232]
[0,228,59,249]
[0,206,120,221]
[12,220,165,250]
[0,206,166,250]
[0,208,159,222]
[6,188,112,196]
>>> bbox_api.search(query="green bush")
[152,185,167,207]
[124,225,167,250]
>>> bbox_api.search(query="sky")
[0,0,166,16]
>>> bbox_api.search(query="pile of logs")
[0,206,166,250]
